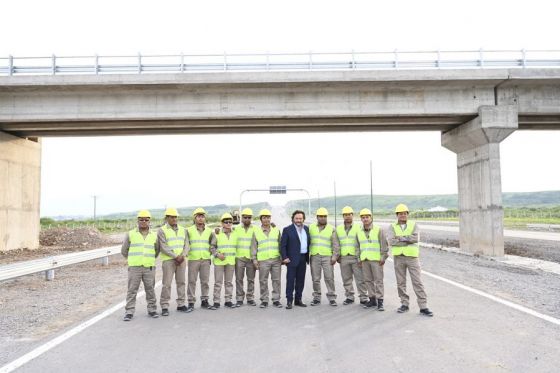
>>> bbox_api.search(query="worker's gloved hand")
[379,259,386,266]
[214,227,220,234]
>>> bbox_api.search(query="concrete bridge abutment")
[442,105,518,256]
[0,131,41,251]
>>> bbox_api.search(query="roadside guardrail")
[0,245,121,282]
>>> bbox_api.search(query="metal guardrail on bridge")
[1,49,560,76]
[0,245,121,282]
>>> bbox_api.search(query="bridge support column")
[0,131,41,252]
[442,105,517,256]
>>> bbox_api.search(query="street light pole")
[93,195,98,221]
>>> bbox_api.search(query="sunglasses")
[242,216,252,219]
[138,218,150,222]
[223,220,233,224]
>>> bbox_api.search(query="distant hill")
[285,190,560,213]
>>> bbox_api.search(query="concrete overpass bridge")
[1,53,560,256]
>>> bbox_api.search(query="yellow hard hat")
[259,209,272,217]
[341,206,354,215]
[316,207,329,216]
[395,204,409,213]
[137,210,152,219]
[221,212,233,221]
[164,207,179,217]
[359,208,372,217]
[192,207,207,217]
[241,208,253,216]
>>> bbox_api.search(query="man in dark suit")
[280,210,311,309]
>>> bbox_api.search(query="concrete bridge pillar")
[442,105,518,256]
[0,131,41,252]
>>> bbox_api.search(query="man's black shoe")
[310,299,321,306]
[235,301,243,308]
[420,308,434,317]
[209,303,220,310]
[342,298,354,305]
[177,305,189,313]
[123,314,133,321]
[360,299,369,305]
[247,300,257,306]
[148,311,159,318]
[363,297,377,309]
[294,300,307,307]
[397,305,409,313]
[161,309,169,316]
[186,303,195,313]
[286,302,293,309]
[273,301,283,308]
[377,299,385,312]
[201,300,210,309]
[260,302,268,308]
[329,300,337,307]
[224,301,234,308]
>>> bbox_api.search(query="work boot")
[286,302,293,309]
[177,305,189,313]
[360,299,369,305]
[310,299,321,306]
[294,300,307,307]
[362,297,377,309]
[273,301,283,308]
[342,298,354,305]
[161,309,169,316]
[397,305,409,313]
[209,303,220,310]
[201,300,210,309]
[123,314,133,321]
[235,301,243,308]
[224,301,234,308]
[247,300,257,306]
[420,308,434,317]
[260,302,268,308]
[186,303,195,313]
[377,299,385,311]
[329,300,337,307]
[148,311,159,318]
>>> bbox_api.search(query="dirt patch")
[0,228,122,265]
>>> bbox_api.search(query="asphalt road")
[420,224,560,242]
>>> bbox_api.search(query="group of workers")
[121,204,433,321]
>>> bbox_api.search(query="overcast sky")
[2,0,559,217]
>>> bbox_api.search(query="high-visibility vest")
[255,226,281,261]
[391,221,419,257]
[214,230,237,266]
[187,225,212,260]
[127,229,157,267]
[357,225,381,261]
[160,224,186,261]
[235,224,255,259]
[336,224,360,256]
[309,224,334,256]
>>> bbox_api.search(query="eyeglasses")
[138,218,150,222]
[242,216,252,219]
[223,220,233,224]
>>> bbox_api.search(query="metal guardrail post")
[101,257,109,266]
[45,269,55,281]
[308,51,313,70]
[479,48,484,68]
[138,53,142,74]
[181,52,185,72]
[51,54,56,75]
[223,52,227,71]
[436,50,441,69]
[522,48,527,68]
[394,49,399,69]
[8,55,13,76]
[94,54,99,74]
[266,51,270,71]
[351,50,356,69]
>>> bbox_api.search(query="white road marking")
[0,281,162,373]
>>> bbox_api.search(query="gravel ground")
[422,230,560,263]
[1,228,559,366]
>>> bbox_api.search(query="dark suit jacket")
[280,224,310,267]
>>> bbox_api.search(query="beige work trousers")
[362,260,385,299]
[339,255,368,302]
[187,259,211,303]
[160,259,186,309]
[310,254,336,301]
[394,255,427,308]
[125,266,157,314]
[214,264,235,303]
[235,257,256,302]
[258,258,282,302]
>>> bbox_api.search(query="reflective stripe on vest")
[160,224,186,261]
[336,224,360,256]
[187,225,212,260]
[357,225,381,261]
[235,225,255,259]
[255,226,280,261]
[309,224,334,256]
[127,229,157,267]
[215,230,238,266]
[391,221,419,257]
